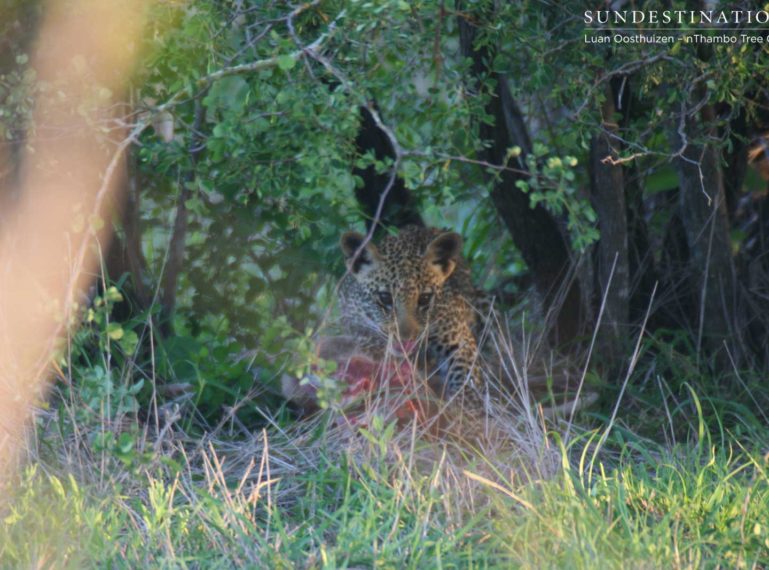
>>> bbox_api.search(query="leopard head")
[340,227,462,341]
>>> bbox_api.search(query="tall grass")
[2,305,768,568]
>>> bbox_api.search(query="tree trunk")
[457,7,583,343]
[589,88,630,363]
[160,98,206,333]
[353,105,423,232]
[625,165,659,323]
[740,184,769,365]
[722,110,748,222]
[669,102,737,355]
[105,144,151,320]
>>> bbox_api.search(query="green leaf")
[106,323,124,341]
[117,432,135,455]
[277,54,296,71]
[118,330,139,354]
[105,286,123,303]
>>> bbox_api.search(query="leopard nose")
[396,316,419,340]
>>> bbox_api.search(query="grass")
[3,424,768,568]
[497,441,769,568]
[3,390,769,568]
[2,317,769,568]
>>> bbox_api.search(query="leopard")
[337,225,490,409]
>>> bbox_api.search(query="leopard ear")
[424,231,462,282]
[340,231,380,276]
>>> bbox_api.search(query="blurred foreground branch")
[0,0,149,485]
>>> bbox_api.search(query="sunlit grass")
[3,407,768,568]
[495,441,769,568]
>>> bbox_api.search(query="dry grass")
[2,301,768,568]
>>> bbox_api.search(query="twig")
[564,252,618,442]
[591,281,658,465]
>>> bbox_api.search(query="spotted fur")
[338,225,486,406]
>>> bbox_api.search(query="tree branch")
[457,3,583,343]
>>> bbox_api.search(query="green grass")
[3,403,768,569]
[496,442,769,568]
[3,320,769,569]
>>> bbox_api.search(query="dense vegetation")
[1,0,768,567]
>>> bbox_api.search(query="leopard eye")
[376,291,393,308]
[418,292,434,307]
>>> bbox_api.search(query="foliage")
[56,277,312,437]
[130,0,601,343]
[515,146,598,251]
[3,0,768,415]
[127,0,769,345]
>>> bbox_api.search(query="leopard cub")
[338,225,486,404]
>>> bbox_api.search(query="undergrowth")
[1,287,768,569]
